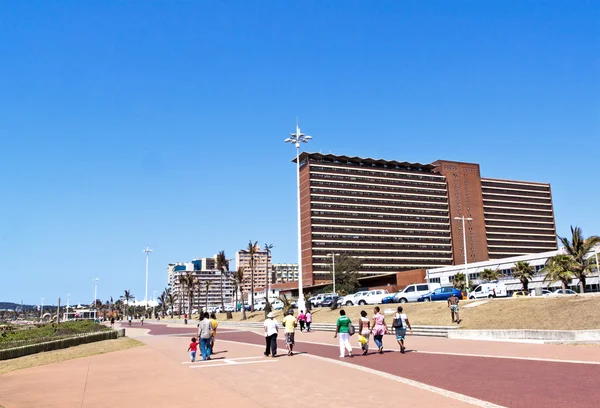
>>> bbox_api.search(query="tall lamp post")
[284,121,312,312]
[327,253,340,294]
[144,246,153,312]
[66,293,70,321]
[454,216,473,289]
[40,297,44,321]
[93,277,100,320]
[594,244,600,291]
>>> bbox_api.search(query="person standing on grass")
[305,310,312,332]
[393,306,413,354]
[110,316,115,329]
[188,337,198,362]
[197,312,213,361]
[209,313,219,354]
[263,312,279,357]
[334,309,353,358]
[448,293,460,323]
[358,310,370,355]
[297,310,306,332]
[282,309,297,356]
[371,306,388,354]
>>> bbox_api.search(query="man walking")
[282,309,297,356]
[197,312,213,361]
[448,293,460,323]
[297,310,306,332]
[263,312,279,357]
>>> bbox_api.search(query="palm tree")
[120,290,135,319]
[235,267,247,320]
[177,274,187,317]
[181,271,197,318]
[264,243,273,317]
[480,268,500,282]
[216,250,230,312]
[512,261,535,291]
[453,273,466,291]
[543,254,575,293]
[157,290,168,317]
[166,289,176,317]
[247,240,259,311]
[558,226,600,293]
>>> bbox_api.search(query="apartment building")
[273,263,299,283]
[235,246,272,292]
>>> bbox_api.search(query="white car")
[394,283,441,303]
[546,289,577,297]
[253,300,267,311]
[354,290,390,305]
[469,282,508,299]
[529,289,552,297]
[270,300,284,310]
[339,291,369,306]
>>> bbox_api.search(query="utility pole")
[93,277,100,320]
[144,246,153,312]
[57,297,61,324]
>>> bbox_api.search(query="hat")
[267,312,275,318]
[288,309,294,315]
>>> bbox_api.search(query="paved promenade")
[1,321,600,408]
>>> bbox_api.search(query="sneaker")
[339,355,345,358]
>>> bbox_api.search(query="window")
[417,284,429,291]
[429,277,441,283]
[404,286,415,293]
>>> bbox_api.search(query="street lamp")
[93,277,100,320]
[327,253,340,294]
[144,246,153,311]
[594,244,600,291]
[454,216,473,289]
[66,293,70,321]
[40,297,44,321]
[284,120,312,312]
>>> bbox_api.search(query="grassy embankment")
[0,320,111,349]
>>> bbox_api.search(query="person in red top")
[188,337,198,362]
[297,310,306,332]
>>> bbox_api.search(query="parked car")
[339,291,369,306]
[394,283,441,303]
[511,291,529,297]
[309,293,337,307]
[417,287,462,302]
[381,294,396,304]
[320,294,339,308]
[224,305,235,312]
[253,300,267,311]
[354,290,390,305]
[547,289,577,297]
[469,282,508,300]
[528,289,552,297]
[271,300,284,310]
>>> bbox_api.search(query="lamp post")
[40,297,44,321]
[454,216,473,289]
[93,277,100,320]
[328,253,340,294]
[144,246,153,311]
[66,293,70,321]
[284,121,312,312]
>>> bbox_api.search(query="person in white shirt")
[264,312,279,358]
[393,306,413,354]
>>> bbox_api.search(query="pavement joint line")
[182,356,266,364]
[190,360,277,368]
[299,353,506,408]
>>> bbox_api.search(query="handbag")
[392,314,404,328]
[348,323,355,336]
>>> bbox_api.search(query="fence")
[0,330,118,360]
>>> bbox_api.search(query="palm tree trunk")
[241,290,246,320]
[522,278,529,292]
[580,275,586,293]
[220,272,225,312]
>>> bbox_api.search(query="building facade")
[235,246,273,292]
[296,152,558,286]
[273,263,299,283]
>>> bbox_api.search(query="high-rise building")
[235,246,272,292]
[273,263,299,283]
[296,153,557,286]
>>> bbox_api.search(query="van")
[394,283,441,303]
[469,282,508,299]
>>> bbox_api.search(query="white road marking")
[414,350,600,365]
[190,360,277,368]
[182,356,266,364]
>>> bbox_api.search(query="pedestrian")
[141,315,144,326]
[371,306,388,354]
[197,312,213,361]
[305,310,312,332]
[209,312,219,354]
[297,310,306,332]
[263,312,279,358]
[110,316,115,329]
[358,310,370,355]
[188,337,198,362]
[128,315,132,326]
[334,309,353,358]
[448,293,461,323]
[184,313,188,325]
[392,306,413,354]
[282,309,297,356]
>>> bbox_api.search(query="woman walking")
[263,312,279,357]
[393,306,413,354]
[334,309,353,358]
[371,306,388,354]
[358,310,370,355]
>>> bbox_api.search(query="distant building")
[236,246,272,292]
[273,263,299,283]
[167,256,234,312]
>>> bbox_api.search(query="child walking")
[188,337,198,362]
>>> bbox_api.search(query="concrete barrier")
[448,329,600,343]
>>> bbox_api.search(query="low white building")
[426,249,600,292]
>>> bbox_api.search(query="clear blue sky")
[1,1,598,305]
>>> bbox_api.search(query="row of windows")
[311,172,447,192]
[481,180,551,192]
[312,226,451,235]
[312,212,449,223]
[310,165,445,183]
[485,220,555,229]
[310,178,447,197]
[312,219,449,229]
[311,188,448,203]
[483,200,553,211]
[313,251,453,259]
[481,187,551,199]
[312,195,449,210]
[484,213,555,223]
[312,204,449,217]
[313,242,452,250]
[487,240,557,247]
[313,232,451,240]
[482,193,552,205]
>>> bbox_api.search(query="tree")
[235,267,247,320]
[157,290,168,317]
[543,254,575,293]
[558,226,600,293]
[120,290,135,319]
[326,254,361,295]
[166,289,175,317]
[177,274,186,317]
[480,268,500,282]
[247,240,259,311]
[512,261,535,292]
[181,271,197,317]
[264,243,274,318]
[215,250,230,313]
[453,273,466,291]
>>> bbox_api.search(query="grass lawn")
[0,320,111,349]
[211,295,600,330]
[0,337,143,376]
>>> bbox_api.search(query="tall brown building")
[296,153,557,286]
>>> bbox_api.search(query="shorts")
[450,305,459,312]
[395,328,407,341]
[285,332,295,345]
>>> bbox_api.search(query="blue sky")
[0,1,598,305]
